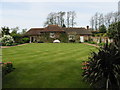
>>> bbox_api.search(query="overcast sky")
[0,0,119,31]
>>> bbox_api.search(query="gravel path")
[83,43,99,48]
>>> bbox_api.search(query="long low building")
[26,25,92,43]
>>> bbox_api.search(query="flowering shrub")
[82,61,90,76]
[0,35,14,46]
[0,62,15,77]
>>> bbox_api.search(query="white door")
[80,36,84,42]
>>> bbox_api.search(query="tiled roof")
[63,28,92,35]
[26,28,44,35]
[26,25,92,35]
[45,25,63,31]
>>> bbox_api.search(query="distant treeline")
[90,12,120,30]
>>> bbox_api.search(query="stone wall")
[90,37,113,43]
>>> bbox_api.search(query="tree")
[44,11,76,27]
[90,12,119,30]
[21,28,27,34]
[98,13,104,28]
[94,13,99,30]
[11,27,19,35]
[44,12,65,27]
[1,26,10,36]
[99,25,107,33]
[67,11,71,28]
[58,11,66,26]
[108,21,120,47]
[90,16,94,30]
[104,13,113,28]
[71,11,76,27]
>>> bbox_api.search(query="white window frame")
[69,35,75,40]
[50,32,55,38]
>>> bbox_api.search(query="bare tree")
[44,11,76,27]
[94,12,98,30]
[58,11,66,26]
[90,11,119,30]
[112,12,118,23]
[90,16,94,30]
[71,11,76,27]
[67,11,71,28]
[104,12,113,28]
[98,13,104,28]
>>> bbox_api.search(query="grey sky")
[0,1,118,31]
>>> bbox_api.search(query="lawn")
[2,43,96,88]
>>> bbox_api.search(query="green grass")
[2,43,96,88]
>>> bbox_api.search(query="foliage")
[39,33,54,43]
[98,42,105,46]
[108,21,120,48]
[10,27,19,35]
[108,22,119,39]
[59,33,68,43]
[99,25,107,33]
[1,26,10,36]
[0,35,14,46]
[94,33,104,37]
[22,37,30,43]
[1,26,29,45]
[1,62,15,77]
[10,27,29,44]
[21,29,27,34]
[82,43,120,89]
[11,34,24,44]
[87,41,97,44]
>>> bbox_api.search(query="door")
[80,36,84,42]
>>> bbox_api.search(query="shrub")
[87,41,97,44]
[38,41,44,43]
[82,43,120,89]
[69,40,75,43]
[98,43,105,46]
[12,43,19,46]
[11,34,22,43]
[22,37,30,43]
[0,35,14,46]
[1,62,15,77]
[59,33,68,43]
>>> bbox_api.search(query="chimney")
[86,26,89,30]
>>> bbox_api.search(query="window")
[69,35,75,40]
[50,33,55,38]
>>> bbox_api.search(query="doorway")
[80,36,84,42]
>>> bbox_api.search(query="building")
[26,25,92,43]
